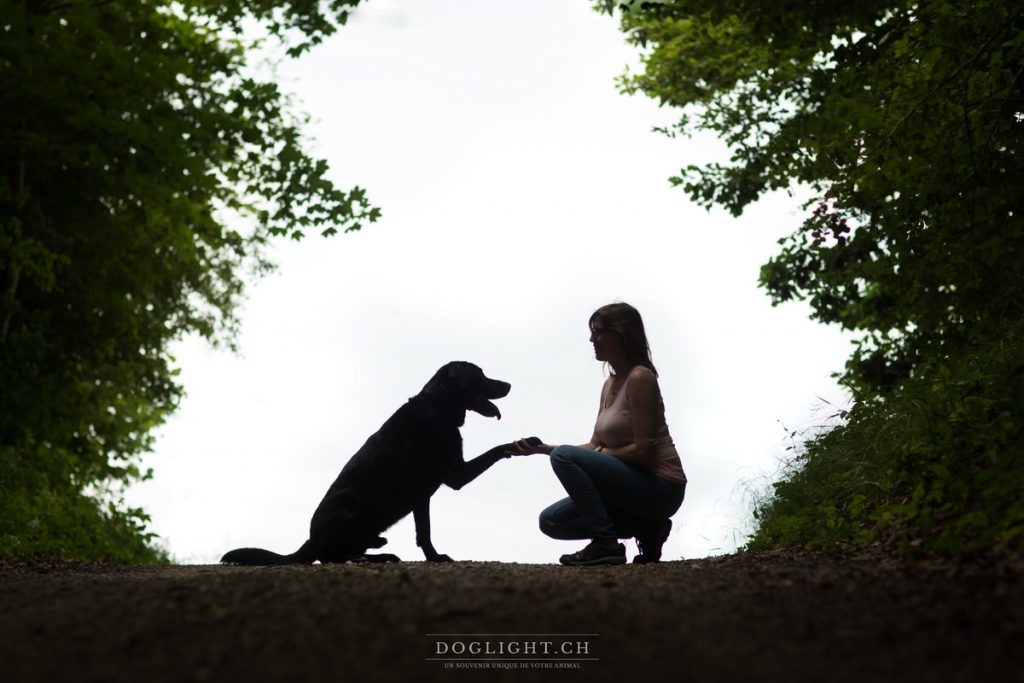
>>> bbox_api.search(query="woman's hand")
[507,436,554,456]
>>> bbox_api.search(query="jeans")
[539,445,686,540]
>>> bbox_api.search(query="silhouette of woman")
[512,303,687,565]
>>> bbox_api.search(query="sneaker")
[633,519,672,564]
[559,540,626,566]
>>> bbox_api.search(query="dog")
[221,361,526,564]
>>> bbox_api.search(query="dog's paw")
[368,536,388,549]
[427,553,454,563]
[351,552,401,563]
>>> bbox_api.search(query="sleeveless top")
[593,368,687,484]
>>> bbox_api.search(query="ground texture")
[2,549,1021,682]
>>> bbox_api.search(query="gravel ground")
[2,550,1021,682]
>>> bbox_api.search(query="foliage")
[749,318,1024,556]
[601,0,1024,556]
[1,456,168,563]
[0,0,378,562]
[605,0,1023,395]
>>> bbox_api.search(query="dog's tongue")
[471,398,502,419]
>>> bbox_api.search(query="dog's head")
[422,361,511,420]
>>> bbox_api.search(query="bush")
[0,447,168,564]
[748,321,1024,558]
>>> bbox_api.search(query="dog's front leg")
[442,444,514,490]
[413,500,453,562]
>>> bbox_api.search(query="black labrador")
[221,361,528,564]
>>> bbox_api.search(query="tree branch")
[4,121,27,345]
[885,6,1023,141]
[1,269,20,343]
[39,0,118,15]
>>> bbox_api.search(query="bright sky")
[126,0,852,564]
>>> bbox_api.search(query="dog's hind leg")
[314,530,394,563]
[317,550,400,563]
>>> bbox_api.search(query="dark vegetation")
[2,0,1020,563]
[604,0,1024,557]
[0,0,376,562]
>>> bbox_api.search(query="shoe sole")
[559,556,627,566]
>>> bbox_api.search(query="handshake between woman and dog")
[220,361,540,565]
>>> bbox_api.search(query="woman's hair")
[589,302,658,377]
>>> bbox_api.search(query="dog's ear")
[422,362,468,398]
[421,365,451,396]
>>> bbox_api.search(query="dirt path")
[2,550,1020,682]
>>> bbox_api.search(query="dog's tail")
[221,539,315,565]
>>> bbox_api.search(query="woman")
[512,303,687,565]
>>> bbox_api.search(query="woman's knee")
[538,497,576,539]
[539,506,571,539]
[550,444,589,469]
[549,444,573,461]
[548,445,571,474]
[538,508,557,537]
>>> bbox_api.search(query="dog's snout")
[487,379,511,399]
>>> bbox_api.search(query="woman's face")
[589,318,622,362]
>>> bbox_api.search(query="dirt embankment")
[2,550,1021,682]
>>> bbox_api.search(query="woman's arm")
[596,442,651,464]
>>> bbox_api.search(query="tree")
[0,0,379,561]
[601,0,1024,555]
[605,0,1023,395]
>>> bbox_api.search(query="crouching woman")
[512,303,686,565]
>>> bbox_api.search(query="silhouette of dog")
[221,361,522,564]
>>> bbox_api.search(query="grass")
[747,320,1024,559]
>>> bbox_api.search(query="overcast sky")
[125,0,852,564]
